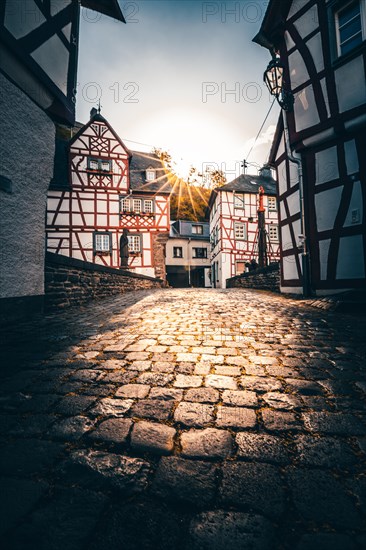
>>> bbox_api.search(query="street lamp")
[263,54,311,297]
[263,56,294,112]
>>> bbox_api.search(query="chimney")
[90,107,98,119]
[259,164,272,178]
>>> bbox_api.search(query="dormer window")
[87,157,112,173]
[192,224,203,235]
[146,168,156,181]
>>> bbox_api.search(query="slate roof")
[81,1,126,22]
[218,173,277,195]
[129,150,172,194]
[49,119,172,194]
[207,172,277,211]
[170,220,210,240]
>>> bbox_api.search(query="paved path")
[1,288,366,550]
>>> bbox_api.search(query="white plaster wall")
[315,186,343,232]
[282,256,300,281]
[0,74,55,298]
[288,0,308,19]
[319,238,331,280]
[344,140,359,175]
[220,252,232,289]
[306,32,324,73]
[335,56,366,114]
[315,146,339,184]
[294,84,320,132]
[293,4,319,38]
[289,49,310,89]
[277,161,287,195]
[336,235,365,279]
[344,181,363,228]
[287,190,300,217]
[136,267,155,278]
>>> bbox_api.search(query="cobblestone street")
[1,288,366,550]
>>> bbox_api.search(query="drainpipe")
[282,111,311,297]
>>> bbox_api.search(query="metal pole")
[282,110,311,297]
[188,238,191,287]
[257,186,267,268]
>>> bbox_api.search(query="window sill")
[332,41,366,69]
[120,212,154,217]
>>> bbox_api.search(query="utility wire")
[245,98,276,161]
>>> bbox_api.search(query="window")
[128,234,141,253]
[268,196,277,211]
[234,193,245,209]
[193,248,208,259]
[192,225,203,235]
[94,232,111,253]
[121,197,130,211]
[234,222,247,240]
[88,158,99,171]
[133,199,142,213]
[146,169,156,181]
[268,224,279,242]
[335,1,364,56]
[173,247,183,258]
[121,197,154,214]
[144,200,154,213]
[87,157,112,173]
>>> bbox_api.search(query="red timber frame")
[46,116,170,274]
[211,189,280,281]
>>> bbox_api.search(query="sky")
[76,0,280,181]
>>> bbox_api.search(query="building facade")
[254,0,366,295]
[46,112,170,280]
[0,0,125,318]
[166,220,211,287]
[209,170,280,289]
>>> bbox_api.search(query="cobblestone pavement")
[1,288,366,550]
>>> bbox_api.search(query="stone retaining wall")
[226,264,280,293]
[45,252,163,309]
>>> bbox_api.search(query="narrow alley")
[1,288,366,549]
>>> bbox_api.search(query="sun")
[133,108,238,181]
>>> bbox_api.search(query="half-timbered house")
[0,1,125,319]
[208,167,280,288]
[46,111,171,280]
[254,0,366,295]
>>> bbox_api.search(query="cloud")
[245,124,277,152]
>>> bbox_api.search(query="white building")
[166,221,211,287]
[209,168,280,288]
[0,1,125,320]
[254,0,366,295]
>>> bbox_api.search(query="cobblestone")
[130,421,176,455]
[1,288,365,547]
[88,418,132,444]
[174,402,215,427]
[180,428,234,459]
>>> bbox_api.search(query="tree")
[152,147,173,171]
[206,168,227,189]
